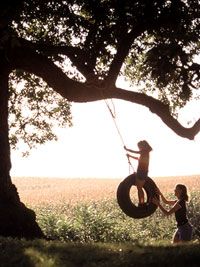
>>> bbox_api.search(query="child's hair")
[137,140,152,152]
[176,184,189,201]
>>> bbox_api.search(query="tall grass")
[32,191,200,243]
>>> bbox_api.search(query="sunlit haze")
[11,83,200,179]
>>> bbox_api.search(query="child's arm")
[152,198,181,216]
[124,146,140,154]
[126,153,139,160]
[157,188,177,205]
[160,194,177,206]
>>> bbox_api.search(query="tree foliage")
[9,71,72,155]
[1,0,200,145]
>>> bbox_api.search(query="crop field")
[11,175,200,243]
[13,174,200,206]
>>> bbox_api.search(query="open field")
[2,175,199,266]
[11,174,200,243]
[13,175,200,206]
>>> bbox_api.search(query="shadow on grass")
[0,237,200,267]
[0,237,35,267]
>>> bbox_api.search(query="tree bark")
[0,65,45,239]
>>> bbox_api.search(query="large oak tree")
[0,0,199,238]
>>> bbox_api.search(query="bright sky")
[10,83,200,179]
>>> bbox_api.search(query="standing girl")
[124,140,152,206]
[152,184,193,243]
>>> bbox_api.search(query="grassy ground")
[1,175,199,266]
[0,237,200,267]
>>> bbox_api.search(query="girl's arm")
[152,198,181,216]
[124,146,141,154]
[160,193,177,206]
[127,154,139,160]
[157,188,177,205]
[158,201,181,216]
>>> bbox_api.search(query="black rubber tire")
[116,173,159,219]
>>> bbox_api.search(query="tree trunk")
[0,66,45,239]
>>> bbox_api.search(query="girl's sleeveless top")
[175,199,188,227]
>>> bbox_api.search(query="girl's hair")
[137,140,152,152]
[176,184,189,201]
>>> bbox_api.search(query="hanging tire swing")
[100,96,159,218]
[117,173,159,219]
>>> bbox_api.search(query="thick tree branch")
[109,88,200,140]
[10,46,200,140]
[105,25,146,87]
[20,39,93,78]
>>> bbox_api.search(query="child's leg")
[137,186,144,204]
[136,179,145,204]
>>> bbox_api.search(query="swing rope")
[85,78,134,173]
[103,98,135,173]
